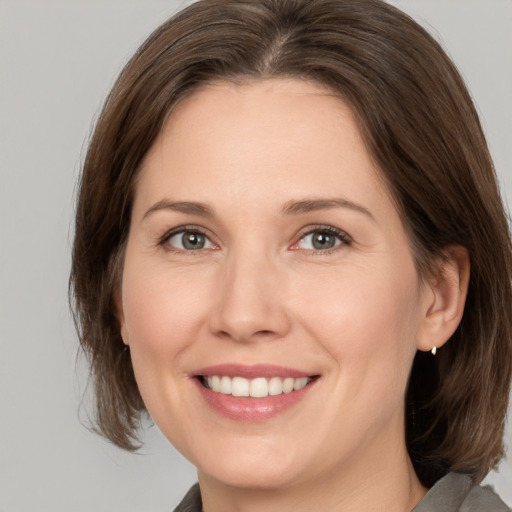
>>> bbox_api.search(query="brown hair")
[70,0,512,486]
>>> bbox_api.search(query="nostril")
[214,326,282,344]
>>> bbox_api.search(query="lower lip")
[193,378,316,422]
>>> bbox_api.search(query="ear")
[114,288,129,346]
[416,245,470,353]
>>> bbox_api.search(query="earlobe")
[417,246,470,353]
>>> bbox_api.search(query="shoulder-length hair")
[70,0,512,487]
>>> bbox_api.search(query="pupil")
[182,232,205,250]
[312,232,335,249]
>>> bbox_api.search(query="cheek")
[297,258,421,387]
[119,260,215,440]
[123,260,205,337]
[120,259,216,380]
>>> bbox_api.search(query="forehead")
[134,78,395,221]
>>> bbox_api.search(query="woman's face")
[119,79,432,489]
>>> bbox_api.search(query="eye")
[165,230,216,251]
[294,227,350,251]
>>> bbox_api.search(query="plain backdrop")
[0,1,511,510]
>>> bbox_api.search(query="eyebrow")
[281,198,375,220]
[143,197,374,221]
[143,200,214,219]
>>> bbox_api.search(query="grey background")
[0,1,510,510]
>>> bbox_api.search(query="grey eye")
[299,231,342,250]
[168,231,213,250]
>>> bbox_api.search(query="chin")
[199,460,298,490]
[186,433,312,490]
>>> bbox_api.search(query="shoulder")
[460,482,511,512]
[172,483,202,512]
[414,473,510,512]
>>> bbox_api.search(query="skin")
[117,79,469,512]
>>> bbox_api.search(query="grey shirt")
[412,473,510,512]
[173,473,510,511]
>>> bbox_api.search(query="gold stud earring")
[431,346,437,356]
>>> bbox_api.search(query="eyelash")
[158,224,352,254]
[158,225,215,254]
[292,225,352,254]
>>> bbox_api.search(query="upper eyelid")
[161,224,209,238]
[159,225,215,245]
[289,225,352,253]
[295,225,352,241]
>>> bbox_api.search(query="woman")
[70,0,512,510]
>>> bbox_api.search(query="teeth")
[294,377,309,391]
[220,376,231,394]
[204,375,311,397]
[283,377,294,393]
[231,376,249,397]
[268,376,283,396]
[250,377,268,398]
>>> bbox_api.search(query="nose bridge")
[209,242,290,342]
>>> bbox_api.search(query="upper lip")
[191,363,315,379]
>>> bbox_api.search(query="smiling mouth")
[199,375,317,398]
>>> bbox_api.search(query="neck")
[198,429,427,512]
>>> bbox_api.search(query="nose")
[208,250,292,343]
